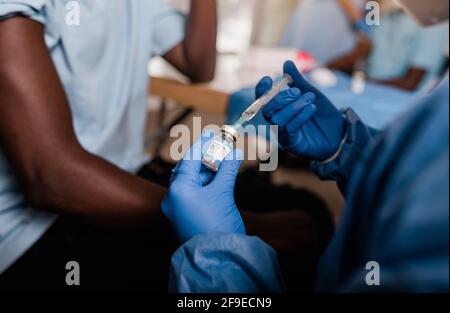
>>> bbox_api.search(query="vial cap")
[221,125,238,142]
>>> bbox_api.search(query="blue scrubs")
[170,76,449,293]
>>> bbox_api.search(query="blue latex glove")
[258,61,346,161]
[162,131,245,242]
[354,19,371,35]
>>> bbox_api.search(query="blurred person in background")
[282,0,371,68]
[284,0,448,91]
[364,0,448,90]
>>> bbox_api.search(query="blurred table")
[319,72,418,129]
[148,46,300,114]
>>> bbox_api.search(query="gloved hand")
[354,19,371,35]
[162,131,245,242]
[258,61,346,161]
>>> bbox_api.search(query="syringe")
[233,73,293,129]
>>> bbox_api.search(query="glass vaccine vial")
[202,125,239,171]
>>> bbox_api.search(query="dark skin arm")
[337,0,364,23]
[163,0,217,83]
[375,68,426,91]
[327,35,373,73]
[0,18,166,228]
[328,1,373,73]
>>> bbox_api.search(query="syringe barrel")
[242,74,293,122]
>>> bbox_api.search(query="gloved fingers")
[173,130,215,182]
[198,167,216,186]
[161,194,170,217]
[255,76,273,99]
[284,103,317,133]
[284,61,323,94]
[212,149,243,189]
[284,61,314,90]
[355,19,371,34]
[270,92,316,129]
[284,60,333,106]
[262,88,302,120]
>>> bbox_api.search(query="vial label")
[202,138,233,171]
[208,140,232,160]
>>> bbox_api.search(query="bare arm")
[375,68,427,91]
[328,1,372,72]
[337,0,364,24]
[163,0,217,83]
[0,18,166,228]
[327,35,373,73]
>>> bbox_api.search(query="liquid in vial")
[202,125,238,171]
